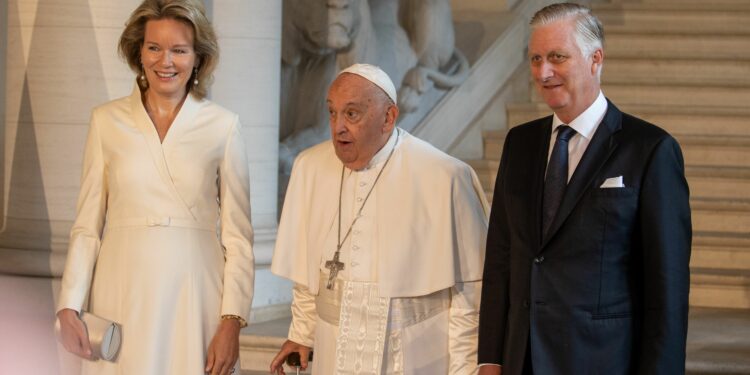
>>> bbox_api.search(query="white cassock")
[57,85,254,374]
[272,129,489,374]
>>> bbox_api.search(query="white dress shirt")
[547,91,608,182]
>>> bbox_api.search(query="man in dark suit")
[477,3,692,375]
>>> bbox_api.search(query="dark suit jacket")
[477,100,692,375]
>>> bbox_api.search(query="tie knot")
[556,125,577,142]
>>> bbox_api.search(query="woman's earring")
[140,65,146,82]
[193,67,199,85]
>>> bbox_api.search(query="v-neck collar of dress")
[128,84,199,219]
[129,84,201,148]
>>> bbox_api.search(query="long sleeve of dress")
[57,112,108,313]
[449,280,482,375]
[288,283,318,347]
[218,119,255,320]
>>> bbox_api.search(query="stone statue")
[279,0,469,174]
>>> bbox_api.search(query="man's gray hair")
[530,3,605,58]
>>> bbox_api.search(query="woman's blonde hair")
[118,0,219,99]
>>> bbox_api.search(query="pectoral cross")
[325,251,345,290]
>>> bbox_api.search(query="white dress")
[57,86,254,374]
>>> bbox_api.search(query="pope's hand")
[205,319,241,375]
[57,308,93,360]
[269,340,311,375]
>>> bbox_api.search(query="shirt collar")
[551,91,607,140]
[364,128,399,170]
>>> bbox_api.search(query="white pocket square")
[600,176,624,188]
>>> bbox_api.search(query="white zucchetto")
[338,63,398,104]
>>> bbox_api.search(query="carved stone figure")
[279,0,469,173]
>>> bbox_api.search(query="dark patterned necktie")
[542,125,577,238]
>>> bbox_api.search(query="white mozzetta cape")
[272,130,488,297]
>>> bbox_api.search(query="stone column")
[1,0,138,276]
[208,0,291,321]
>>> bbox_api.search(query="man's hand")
[56,309,93,360]
[269,340,312,374]
[205,319,241,375]
[478,364,502,375]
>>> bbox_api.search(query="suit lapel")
[541,100,622,248]
[531,118,553,251]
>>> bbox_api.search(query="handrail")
[412,0,565,151]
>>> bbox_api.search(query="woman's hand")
[56,309,93,359]
[205,318,241,375]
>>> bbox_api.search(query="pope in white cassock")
[270,64,489,375]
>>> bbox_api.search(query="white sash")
[315,273,449,374]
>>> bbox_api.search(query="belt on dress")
[315,272,449,329]
[107,216,217,231]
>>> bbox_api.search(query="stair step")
[694,231,750,248]
[690,268,750,309]
[603,59,750,87]
[506,103,750,138]
[693,228,750,271]
[692,268,750,287]
[679,135,750,169]
[692,244,750,270]
[691,197,750,210]
[595,6,750,35]
[468,159,499,192]
[483,137,503,162]
[601,84,750,108]
[596,2,750,12]
[687,166,750,201]
[606,34,750,60]
[626,0,750,6]
[686,308,750,375]
[692,201,750,236]
[239,318,288,372]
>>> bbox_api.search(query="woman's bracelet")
[221,314,248,328]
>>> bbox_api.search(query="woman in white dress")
[55,1,254,374]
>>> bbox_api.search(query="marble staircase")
[469,0,750,310]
